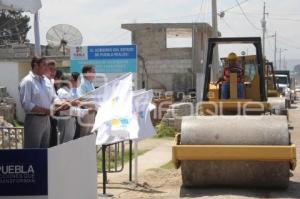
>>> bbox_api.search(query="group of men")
[19,57,97,149]
[19,52,244,149]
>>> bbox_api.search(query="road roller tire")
[181,161,289,188]
[180,115,291,188]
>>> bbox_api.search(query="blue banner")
[71,45,137,74]
[0,149,48,196]
[71,59,137,73]
[88,45,137,59]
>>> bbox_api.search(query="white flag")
[93,73,140,145]
[131,90,156,140]
[92,73,133,132]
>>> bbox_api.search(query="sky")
[26,0,300,67]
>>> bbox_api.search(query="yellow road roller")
[172,37,296,188]
[265,61,287,115]
[265,61,280,97]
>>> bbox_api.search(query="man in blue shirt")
[79,65,96,95]
[78,65,96,137]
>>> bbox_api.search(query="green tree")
[0,10,31,45]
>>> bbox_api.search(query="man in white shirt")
[19,57,63,148]
[45,60,59,147]
[56,75,89,143]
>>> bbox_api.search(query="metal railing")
[97,141,125,173]
[98,140,133,196]
[0,127,24,149]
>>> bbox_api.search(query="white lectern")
[0,134,97,199]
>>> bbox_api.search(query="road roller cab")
[201,37,270,115]
[265,61,280,97]
[172,37,297,189]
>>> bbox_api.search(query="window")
[166,28,192,48]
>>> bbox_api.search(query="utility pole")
[261,2,267,59]
[212,0,218,38]
[279,48,282,70]
[274,32,277,69]
[211,0,219,81]
[279,48,287,70]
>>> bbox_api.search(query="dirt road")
[99,97,300,199]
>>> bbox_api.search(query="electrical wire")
[103,31,130,44]
[277,37,300,50]
[268,21,300,49]
[227,10,300,22]
[268,17,300,22]
[222,0,250,12]
[195,0,205,22]
[220,17,239,36]
[225,10,260,18]
[235,0,261,30]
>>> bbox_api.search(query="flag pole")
[34,11,41,56]
[133,74,138,184]
[134,140,138,183]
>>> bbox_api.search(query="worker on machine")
[216,52,245,99]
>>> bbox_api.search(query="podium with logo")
[0,135,97,199]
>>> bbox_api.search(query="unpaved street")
[99,96,300,199]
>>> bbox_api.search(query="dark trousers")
[73,118,81,139]
[49,117,58,147]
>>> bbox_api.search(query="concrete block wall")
[0,104,14,123]
[146,59,191,74]
[122,23,213,92]
[0,86,16,123]
[161,102,193,131]
[0,44,68,59]
[143,59,193,90]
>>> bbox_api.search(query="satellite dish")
[46,24,83,55]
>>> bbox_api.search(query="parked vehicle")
[275,72,291,108]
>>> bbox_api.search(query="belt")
[26,113,48,117]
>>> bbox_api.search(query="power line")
[220,17,239,36]
[197,0,209,24]
[103,31,130,44]
[229,11,300,17]
[268,17,300,22]
[267,21,300,51]
[235,0,261,30]
[222,0,250,12]
[227,11,300,22]
[195,0,205,22]
[277,37,300,50]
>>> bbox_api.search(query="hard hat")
[228,52,238,61]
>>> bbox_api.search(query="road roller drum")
[175,116,294,188]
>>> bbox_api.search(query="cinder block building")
[122,23,213,92]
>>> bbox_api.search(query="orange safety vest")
[223,65,243,83]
